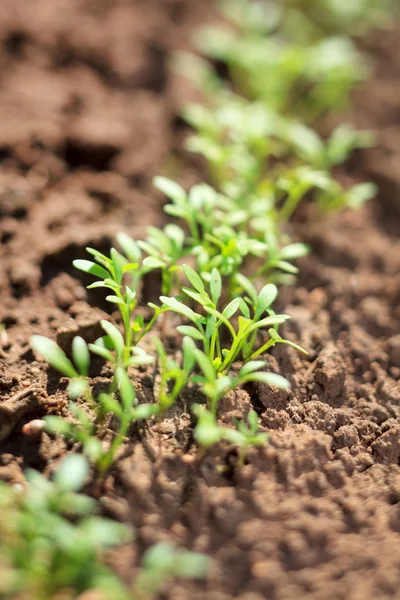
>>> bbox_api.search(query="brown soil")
[0,2,400,599]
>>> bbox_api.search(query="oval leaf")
[31,336,78,378]
[100,321,125,359]
[73,260,110,281]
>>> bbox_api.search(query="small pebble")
[22,419,46,436]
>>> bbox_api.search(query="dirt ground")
[0,1,400,599]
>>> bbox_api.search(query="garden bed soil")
[0,2,400,599]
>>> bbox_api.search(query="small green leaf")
[81,517,132,547]
[142,256,167,269]
[247,410,259,431]
[134,404,159,420]
[182,287,208,305]
[68,378,88,399]
[154,176,187,205]
[100,321,125,360]
[195,421,222,448]
[244,372,290,389]
[72,336,90,376]
[176,326,204,341]
[160,296,200,324]
[110,248,127,284]
[274,260,299,274]
[31,336,78,379]
[73,260,110,281]
[99,393,123,417]
[183,265,205,294]
[45,416,73,437]
[86,247,111,265]
[54,454,89,492]
[239,360,266,376]
[255,284,277,318]
[279,243,310,260]
[193,349,216,382]
[222,297,241,319]
[247,314,289,334]
[106,295,125,306]
[115,367,136,410]
[209,268,222,305]
[182,336,197,373]
[88,343,114,362]
[116,232,142,263]
[83,437,104,463]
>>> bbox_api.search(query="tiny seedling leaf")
[73,260,110,281]
[183,265,205,293]
[116,232,142,263]
[54,454,89,492]
[209,268,222,305]
[115,367,136,410]
[160,296,200,324]
[72,336,90,377]
[255,284,277,317]
[244,372,291,389]
[100,321,125,360]
[176,325,204,340]
[154,176,187,205]
[31,336,78,379]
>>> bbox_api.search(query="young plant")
[31,331,156,476]
[73,235,163,357]
[159,266,306,378]
[193,405,268,463]
[152,336,196,417]
[193,4,368,119]
[0,454,131,600]
[191,348,290,415]
[138,224,186,295]
[133,542,210,598]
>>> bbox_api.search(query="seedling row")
[1,1,394,597]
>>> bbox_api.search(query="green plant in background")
[184,96,374,190]
[154,176,310,287]
[193,0,395,119]
[138,224,187,295]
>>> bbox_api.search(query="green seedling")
[138,224,186,295]
[193,0,383,120]
[153,336,196,417]
[31,334,91,401]
[159,266,306,378]
[233,409,269,465]
[0,454,131,600]
[194,25,366,119]
[74,236,163,357]
[47,367,156,476]
[193,405,268,461]
[31,333,156,476]
[191,348,290,416]
[252,0,396,40]
[0,455,210,599]
[133,542,210,598]
[154,176,220,247]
